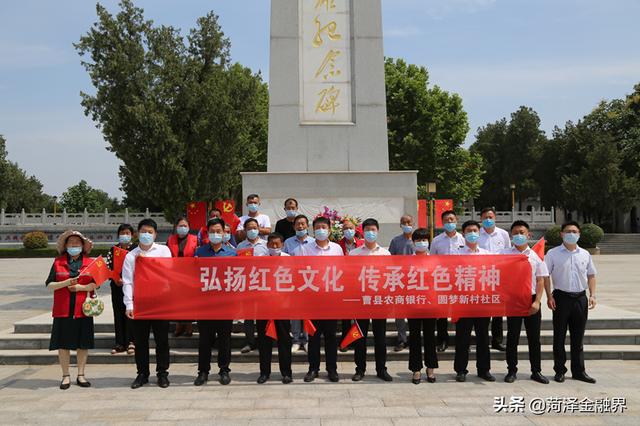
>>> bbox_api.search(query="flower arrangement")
[314,207,361,241]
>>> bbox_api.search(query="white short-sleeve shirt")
[501,246,549,295]
[430,232,465,255]
[479,226,511,254]
[237,213,272,240]
[545,245,597,293]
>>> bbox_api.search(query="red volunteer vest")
[167,234,197,257]
[51,255,94,318]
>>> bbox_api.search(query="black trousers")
[256,320,292,377]
[552,290,588,376]
[507,295,541,373]
[454,317,490,375]
[110,282,133,347]
[244,319,256,346]
[340,319,351,342]
[408,318,438,371]
[308,320,338,373]
[437,318,449,345]
[198,320,232,374]
[133,320,169,377]
[492,316,504,344]
[353,319,387,374]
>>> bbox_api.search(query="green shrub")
[544,225,562,247]
[22,231,49,249]
[579,223,604,248]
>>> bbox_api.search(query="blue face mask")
[482,218,495,229]
[343,229,356,240]
[364,230,378,243]
[401,225,413,234]
[223,233,231,243]
[563,232,580,245]
[465,232,480,244]
[414,241,429,252]
[285,209,298,218]
[315,228,329,241]
[139,232,154,245]
[247,203,259,213]
[246,229,260,240]
[67,246,82,257]
[268,248,282,256]
[118,234,132,245]
[209,233,223,244]
[512,234,528,247]
[176,226,189,237]
[443,222,457,233]
[296,229,308,238]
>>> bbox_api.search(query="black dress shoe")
[554,372,565,383]
[491,342,506,351]
[393,342,407,352]
[257,374,270,384]
[436,342,448,352]
[131,374,149,389]
[573,373,596,384]
[327,371,340,382]
[455,372,466,382]
[504,372,516,383]
[376,370,393,382]
[282,375,293,384]
[531,372,549,384]
[478,372,495,382]
[194,372,208,386]
[426,375,436,383]
[351,372,364,382]
[304,370,318,382]
[412,372,421,385]
[76,375,91,388]
[157,374,170,388]
[219,371,231,385]
[59,375,70,390]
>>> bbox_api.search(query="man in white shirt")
[478,207,511,352]
[454,220,494,383]
[545,221,598,384]
[430,209,465,352]
[502,220,549,384]
[348,218,392,382]
[236,193,271,241]
[294,216,342,383]
[122,219,172,389]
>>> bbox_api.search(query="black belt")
[554,289,586,298]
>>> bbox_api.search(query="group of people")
[46,195,598,390]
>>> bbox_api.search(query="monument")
[241,0,418,242]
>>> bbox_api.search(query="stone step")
[1,344,639,365]
[1,329,639,350]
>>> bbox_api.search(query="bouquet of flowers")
[314,207,361,241]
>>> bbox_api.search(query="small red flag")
[80,256,111,287]
[340,321,364,349]
[265,320,278,341]
[186,201,208,231]
[236,247,254,257]
[434,199,454,228]
[532,238,545,260]
[111,246,128,279]
[214,199,241,234]
[303,319,316,337]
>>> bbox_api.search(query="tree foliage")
[75,0,268,220]
[59,180,121,213]
[385,58,483,203]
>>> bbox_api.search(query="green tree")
[470,106,547,209]
[385,58,483,204]
[75,1,268,220]
[59,180,121,213]
[0,135,51,212]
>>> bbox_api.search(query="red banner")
[133,255,532,320]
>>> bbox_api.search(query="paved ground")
[1,256,639,424]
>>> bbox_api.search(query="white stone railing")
[0,208,170,227]
[458,207,555,225]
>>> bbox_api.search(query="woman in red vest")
[46,230,97,390]
[167,217,197,337]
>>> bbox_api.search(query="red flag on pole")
[417,200,428,228]
[532,238,545,260]
[111,246,128,279]
[265,320,278,341]
[303,319,316,337]
[434,199,454,228]
[214,199,241,234]
[340,321,364,349]
[186,202,207,230]
[80,256,111,287]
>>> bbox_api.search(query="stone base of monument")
[241,171,418,245]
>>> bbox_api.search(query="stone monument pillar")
[242,0,418,242]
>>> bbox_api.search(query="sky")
[1,0,639,200]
